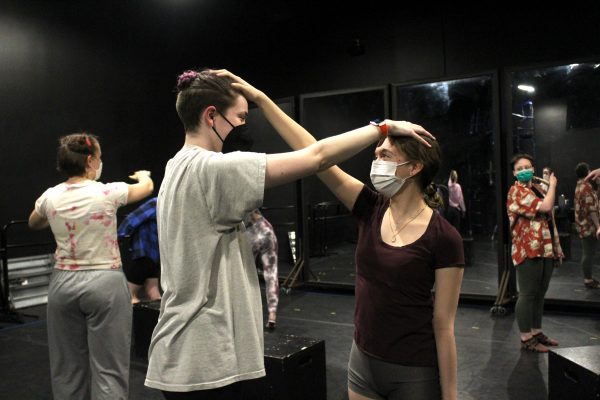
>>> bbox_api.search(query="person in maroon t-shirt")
[228,72,463,400]
[345,136,464,400]
[328,135,463,400]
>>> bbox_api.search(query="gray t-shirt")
[145,145,267,391]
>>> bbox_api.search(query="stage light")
[517,85,535,93]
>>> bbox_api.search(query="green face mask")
[515,169,534,183]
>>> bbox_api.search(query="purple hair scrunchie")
[177,70,199,91]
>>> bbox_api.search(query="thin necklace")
[387,202,427,243]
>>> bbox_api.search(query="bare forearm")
[127,175,154,204]
[264,125,379,188]
[309,125,380,172]
[434,328,458,400]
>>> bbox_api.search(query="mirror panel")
[299,87,388,286]
[510,62,600,303]
[393,75,500,296]
[247,98,299,268]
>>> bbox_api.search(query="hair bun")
[176,70,199,91]
[425,182,437,194]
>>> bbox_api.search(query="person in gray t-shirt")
[145,68,433,399]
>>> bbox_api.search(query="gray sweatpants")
[47,269,132,400]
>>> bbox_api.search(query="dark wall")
[0,2,178,233]
[2,1,600,233]
[533,100,598,202]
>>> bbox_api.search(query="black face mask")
[213,112,254,153]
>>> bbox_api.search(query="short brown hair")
[57,133,99,177]
[175,69,241,132]
[510,153,534,170]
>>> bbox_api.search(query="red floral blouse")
[507,182,555,266]
[574,179,599,238]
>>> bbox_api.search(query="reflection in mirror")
[299,88,388,287]
[510,62,600,303]
[244,99,300,284]
[393,75,499,296]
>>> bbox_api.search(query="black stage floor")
[1,286,599,400]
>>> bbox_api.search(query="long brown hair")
[388,136,443,208]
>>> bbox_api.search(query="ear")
[202,106,217,127]
[409,161,424,177]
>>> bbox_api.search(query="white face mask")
[94,161,103,181]
[370,160,411,198]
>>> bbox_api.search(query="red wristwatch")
[370,120,388,137]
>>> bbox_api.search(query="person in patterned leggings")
[245,209,279,330]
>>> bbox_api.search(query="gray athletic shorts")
[347,341,441,400]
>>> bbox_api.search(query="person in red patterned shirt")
[574,162,600,288]
[507,153,563,353]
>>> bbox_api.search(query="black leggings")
[123,256,160,285]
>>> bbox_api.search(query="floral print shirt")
[574,179,599,238]
[35,180,128,270]
[507,182,554,266]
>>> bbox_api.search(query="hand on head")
[212,69,265,103]
[129,170,151,181]
[585,168,600,183]
[386,120,435,147]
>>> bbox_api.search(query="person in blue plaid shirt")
[118,196,161,303]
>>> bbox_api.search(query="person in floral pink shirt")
[574,162,600,288]
[447,170,466,233]
[507,153,563,353]
[28,133,153,400]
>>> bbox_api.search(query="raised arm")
[255,91,369,209]
[214,70,434,209]
[264,124,380,190]
[127,170,154,205]
[538,173,557,213]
